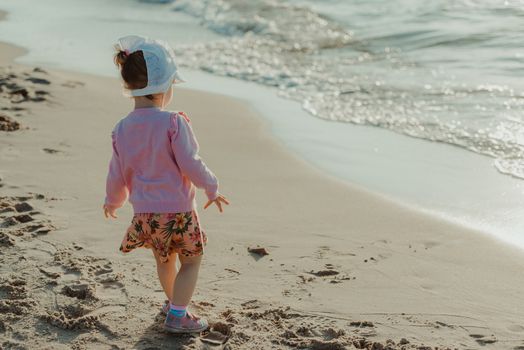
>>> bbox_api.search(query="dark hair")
[114,50,155,100]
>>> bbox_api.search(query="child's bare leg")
[171,254,202,306]
[153,249,178,303]
[164,254,207,332]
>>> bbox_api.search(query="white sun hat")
[114,35,185,97]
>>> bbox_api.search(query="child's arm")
[170,112,219,202]
[103,130,128,217]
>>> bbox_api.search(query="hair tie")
[124,49,130,56]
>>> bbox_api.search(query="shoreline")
[0,32,502,248]
[183,68,524,252]
[1,37,524,350]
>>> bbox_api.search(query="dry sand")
[1,40,524,350]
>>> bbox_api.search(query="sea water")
[1,0,524,249]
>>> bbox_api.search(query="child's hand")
[204,193,230,213]
[103,204,118,219]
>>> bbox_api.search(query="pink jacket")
[104,107,219,213]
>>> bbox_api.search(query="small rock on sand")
[248,247,269,256]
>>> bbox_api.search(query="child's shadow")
[134,314,197,349]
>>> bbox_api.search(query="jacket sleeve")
[104,130,128,209]
[170,112,219,201]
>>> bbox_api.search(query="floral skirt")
[120,210,207,263]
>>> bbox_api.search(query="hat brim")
[173,71,185,84]
[123,70,186,97]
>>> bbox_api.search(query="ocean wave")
[165,0,524,179]
[171,0,352,49]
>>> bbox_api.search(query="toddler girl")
[103,35,229,333]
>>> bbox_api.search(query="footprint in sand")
[42,148,63,154]
[2,211,53,237]
[13,201,33,212]
[95,278,127,301]
[58,249,126,301]
[0,197,53,242]
[12,214,34,223]
[35,90,49,96]
[307,265,354,284]
[25,77,50,85]
[238,306,352,349]
[32,225,55,236]
[308,269,339,277]
[1,106,26,112]
[61,283,97,301]
[42,304,106,331]
[469,333,497,345]
[0,114,21,131]
[0,276,37,315]
[92,262,113,276]
[87,261,127,301]
[0,232,15,247]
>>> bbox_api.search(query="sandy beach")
[2,37,524,350]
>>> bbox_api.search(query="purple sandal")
[164,310,208,334]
